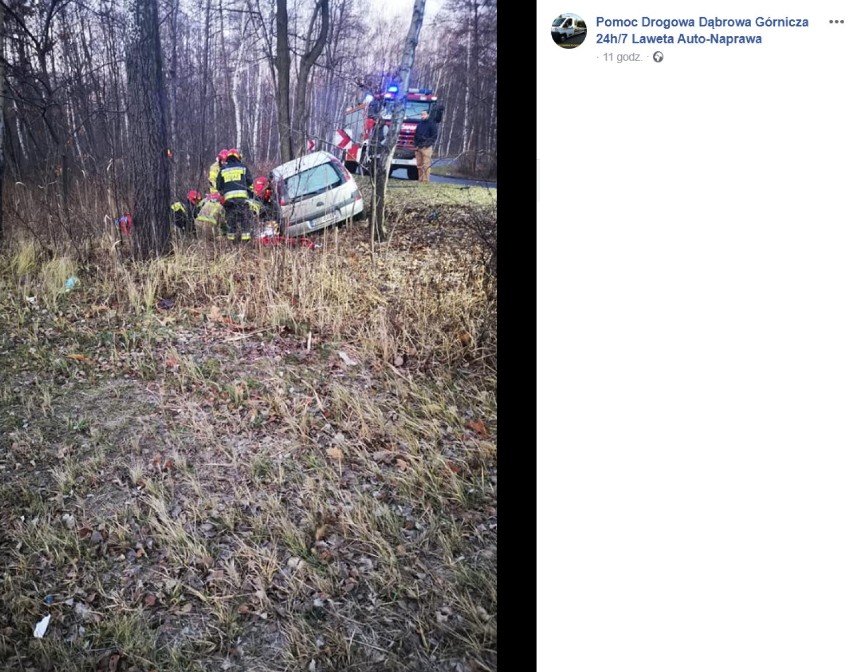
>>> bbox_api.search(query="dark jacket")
[216,158,253,202]
[171,200,200,231]
[414,118,438,149]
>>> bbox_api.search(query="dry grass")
[0,187,496,671]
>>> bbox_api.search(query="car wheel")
[407,167,419,181]
[345,160,359,175]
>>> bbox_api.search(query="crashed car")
[271,151,366,237]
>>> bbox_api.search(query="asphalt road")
[390,159,497,190]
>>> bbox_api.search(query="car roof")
[271,151,336,181]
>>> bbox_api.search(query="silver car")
[271,151,365,236]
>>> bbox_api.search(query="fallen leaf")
[180,602,193,614]
[222,315,254,330]
[396,459,409,471]
[337,351,357,367]
[315,525,327,541]
[193,556,214,570]
[165,355,179,367]
[144,594,156,607]
[208,305,222,322]
[466,419,489,438]
[371,450,394,464]
[326,447,344,461]
[66,353,93,364]
[238,604,251,615]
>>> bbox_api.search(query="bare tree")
[0,0,6,243]
[292,0,329,154]
[276,0,293,162]
[125,0,172,258]
[372,0,427,242]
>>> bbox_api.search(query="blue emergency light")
[387,84,399,94]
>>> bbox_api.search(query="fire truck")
[338,87,444,181]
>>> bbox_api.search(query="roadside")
[0,188,496,672]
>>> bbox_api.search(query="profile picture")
[551,12,587,48]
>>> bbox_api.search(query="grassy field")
[0,184,496,671]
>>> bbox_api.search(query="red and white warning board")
[334,129,353,150]
[306,139,316,152]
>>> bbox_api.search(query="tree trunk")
[198,0,212,183]
[0,0,6,243]
[461,7,471,154]
[126,0,173,259]
[169,0,178,191]
[232,13,250,151]
[373,0,426,243]
[218,0,237,139]
[251,64,262,158]
[276,0,293,162]
[293,0,329,155]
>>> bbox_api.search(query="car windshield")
[404,101,432,120]
[279,162,342,202]
[552,18,563,26]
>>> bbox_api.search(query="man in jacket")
[216,148,253,241]
[414,109,438,182]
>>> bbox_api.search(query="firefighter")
[194,192,226,239]
[414,109,438,182]
[247,175,278,238]
[208,149,229,195]
[171,190,203,234]
[252,176,276,222]
[216,148,253,241]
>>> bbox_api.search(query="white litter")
[33,614,51,638]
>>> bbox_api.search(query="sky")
[366,0,446,23]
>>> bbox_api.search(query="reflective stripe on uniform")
[224,190,248,200]
[171,202,187,214]
[196,215,217,224]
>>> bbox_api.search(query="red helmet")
[226,148,241,161]
[217,149,228,164]
[187,190,202,205]
[208,192,224,204]
[253,176,268,196]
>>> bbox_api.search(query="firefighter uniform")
[208,160,222,194]
[170,200,200,234]
[194,197,226,239]
[216,156,253,240]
